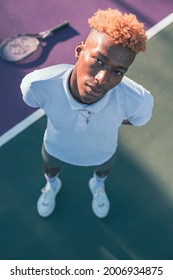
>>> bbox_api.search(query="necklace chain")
[78,109,94,124]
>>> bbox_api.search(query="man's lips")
[86,85,105,96]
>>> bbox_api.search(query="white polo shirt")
[21,64,154,166]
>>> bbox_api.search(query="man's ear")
[75,42,85,59]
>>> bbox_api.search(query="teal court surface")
[0,18,173,260]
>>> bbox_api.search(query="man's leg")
[43,160,61,178]
[37,145,65,217]
[89,153,116,218]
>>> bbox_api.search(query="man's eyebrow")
[96,51,128,71]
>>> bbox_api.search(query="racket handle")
[40,21,69,39]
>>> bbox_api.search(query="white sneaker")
[37,177,62,217]
[89,177,110,218]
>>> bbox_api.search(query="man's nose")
[95,70,109,85]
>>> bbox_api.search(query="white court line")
[0,109,44,147]
[0,12,173,148]
[146,12,173,39]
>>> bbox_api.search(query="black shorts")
[41,145,116,172]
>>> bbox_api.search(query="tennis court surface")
[0,0,173,260]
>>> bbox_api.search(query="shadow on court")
[0,115,173,260]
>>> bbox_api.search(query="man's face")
[69,29,136,104]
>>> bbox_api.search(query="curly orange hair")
[88,8,147,53]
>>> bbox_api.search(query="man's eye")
[113,70,124,77]
[94,58,103,65]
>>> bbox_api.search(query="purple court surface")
[0,0,173,137]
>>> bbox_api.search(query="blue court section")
[0,20,173,259]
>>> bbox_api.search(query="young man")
[20,9,154,219]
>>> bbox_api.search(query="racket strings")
[7,37,32,55]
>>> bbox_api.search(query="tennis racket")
[0,21,69,63]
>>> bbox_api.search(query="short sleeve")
[20,72,41,108]
[128,90,154,126]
